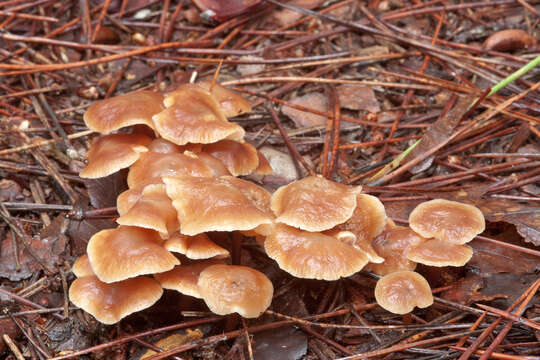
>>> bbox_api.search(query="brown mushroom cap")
[69,276,163,324]
[127,151,214,188]
[165,232,229,259]
[72,254,94,278]
[374,271,433,315]
[163,175,273,236]
[87,226,180,283]
[409,199,485,244]
[264,224,370,281]
[193,152,231,177]
[116,184,179,236]
[365,223,427,276]
[153,260,224,298]
[197,264,273,318]
[202,140,259,176]
[406,239,473,267]
[80,133,152,178]
[145,138,201,154]
[194,81,252,117]
[253,151,273,175]
[153,87,245,146]
[271,176,362,232]
[84,90,163,133]
[324,229,384,264]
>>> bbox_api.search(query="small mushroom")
[163,175,273,236]
[165,232,229,259]
[87,226,179,283]
[406,239,473,267]
[409,199,485,244]
[72,254,94,278]
[84,90,163,133]
[69,276,163,324]
[197,264,273,318]
[80,133,152,178]
[264,224,370,281]
[374,271,433,314]
[271,176,362,232]
[202,140,259,176]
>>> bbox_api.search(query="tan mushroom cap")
[84,90,164,133]
[72,254,94,278]
[324,228,384,264]
[154,87,245,146]
[154,260,224,298]
[254,151,273,175]
[165,232,229,259]
[365,223,427,276]
[271,176,362,232]
[87,226,179,283]
[145,138,201,154]
[116,184,179,236]
[374,271,433,314]
[80,133,151,178]
[69,276,163,324]
[193,152,231,177]
[127,151,214,188]
[406,239,473,267]
[202,140,259,176]
[409,199,485,244]
[265,224,370,281]
[195,81,252,117]
[163,175,273,236]
[198,264,273,318]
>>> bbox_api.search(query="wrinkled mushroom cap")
[165,232,229,259]
[409,199,485,244]
[69,276,163,324]
[72,254,94,278]
[154,260,224,298]
[265,224,370,281]
[116,184,179,236]
[374,271,433,314]
[271,176,362,232]
[84,90,163,133]
[80,133,151,178]
[154,87,245,146]
[194,81,252,117]
[197,264,273,318]
[202,140,259,176]
[87,226,179,283]
[406,239,473,267]
[163,175,273,236]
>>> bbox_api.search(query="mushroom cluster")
[70,81,275,324]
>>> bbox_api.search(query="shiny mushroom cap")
[87,226,179,283]
[264,224,370,281]
[164,232,229,259]
[80,133,152,178]
[271,176,362,232]
[154,86,245,146]
[153,260,225,298]
[83,90,163,134]
[197,264,273,318]
[374,271,433,315]
[145,138,201,154]
[116,184,179,237]
[69,276,163,324]
[406,239,473,267]
[409,199,485,244]
[72,254,94,278]
[163,175,273,236]
[253,151,273,175]
[202,140,259,176]
[195,81,252,117]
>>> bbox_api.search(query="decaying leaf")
[140,329,203,359]
[337,85,380,112]
[282,93,328,128]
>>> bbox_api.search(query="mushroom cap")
[165,232,229,259]
[80,133,152,178]
[127,151,214,188]
[163,175,273,236]
[197,264,273,318]
[271,176,362,232]
[409,199,485,244]
[87,226,180,283]
[365,224,427,276]
[193,152,231,177]
[195,81,252,117]
[153,87,245,146]
[202,140,259,176]
[69,276,163,324]
[264,224,370,281]
[406,239,473,267]
[116,184,179,236]
[324,228,384,264]
[145,138,201,154]
[153,260,224,298]
[253,151,273,175]
[83,90,163,133]
[72,254,94,278]
[374,271,433,314]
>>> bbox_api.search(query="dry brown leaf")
[282,93,328,128]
